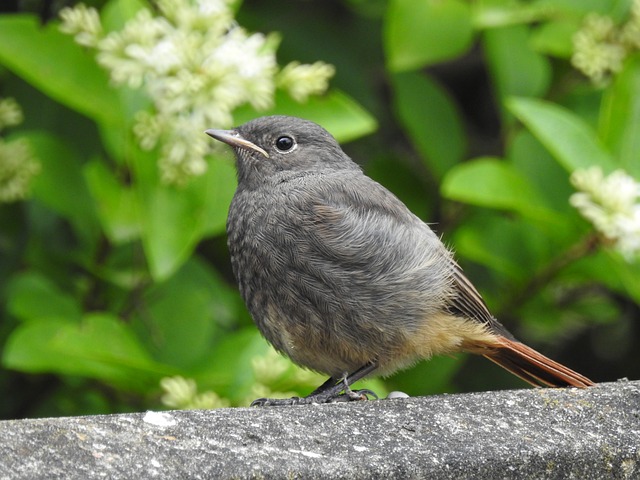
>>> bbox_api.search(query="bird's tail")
[483,335,594,388]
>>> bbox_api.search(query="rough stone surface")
[1,380,639,479]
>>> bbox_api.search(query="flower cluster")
[60,0,335,185]
[570,166,640,260]
[0,97,24,130]
[160,375,230,409]
[277,61,335,102]
[572,0,640,85]
[0,98,40,203]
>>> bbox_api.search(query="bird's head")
[206,115,359,187]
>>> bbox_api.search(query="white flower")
[570,167,640,260]
[160,375,197,408]
[0,98,40,203]
[622,0,640,49]
[572,4,640,85]
[59,1,334,185]
[158,0,231,32]
[160,375,229,409]
[159,117,210,184]
[251,347,291,384]
[277,61,336,102]
[0,138,41,203]
[133,111,164,151]
[59,3,102,47]
[572,14,626,84]
[615,208,640,258]
[0,98,24,130]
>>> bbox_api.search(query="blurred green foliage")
[0,0,639,419]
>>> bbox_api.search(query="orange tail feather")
[483,336,594,388]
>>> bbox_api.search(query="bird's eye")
[275,135,296,153]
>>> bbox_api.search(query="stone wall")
[1,380,638,479]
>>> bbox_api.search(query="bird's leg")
[250,362,378,407]
[307,375,341,397]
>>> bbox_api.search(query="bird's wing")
[301,175,449,279]
[298,173,513,339]
[448,265,515,338]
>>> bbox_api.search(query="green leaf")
[3,317,76,373]
[471,1,550,29]
[471,0,618,29]
[235,90,377,143]
[101,0,147,32]
[191,328,263,395]
[385,0,474,71]
[391,72,466,179]
[84,159,141,243]
[7,272,82,322]
[606,252,640,305]
[508,131,575,214]
[483,25,551,104]
[441,157,560,223]
[599,55,640,178]
[197,158,238,237]
[453,213,549,281]
[140,185,202,281]
[3,313,172,391]
[0,15,124,126]
[565,250,640,306]
[22,131,100,241]
[136,258,241,369]
[137,156,236,281]
[97,89,153,165]
[536,0,632,19]
[530,20,579,58]
[387,355,465,396]
[507,97,618,173]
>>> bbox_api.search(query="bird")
[205,115,594,406]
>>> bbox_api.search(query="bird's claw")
[250,396,304,407]
[328,388,378,403]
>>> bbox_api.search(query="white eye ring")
[275,135,297,153]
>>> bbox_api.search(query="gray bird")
[206,115,594,406]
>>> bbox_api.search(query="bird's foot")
[328,388,378,403]
[250,396,309,407]
[250,370,379,407]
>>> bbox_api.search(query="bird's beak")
[205,129,270,158]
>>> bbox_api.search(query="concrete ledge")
[1,380,639,479]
